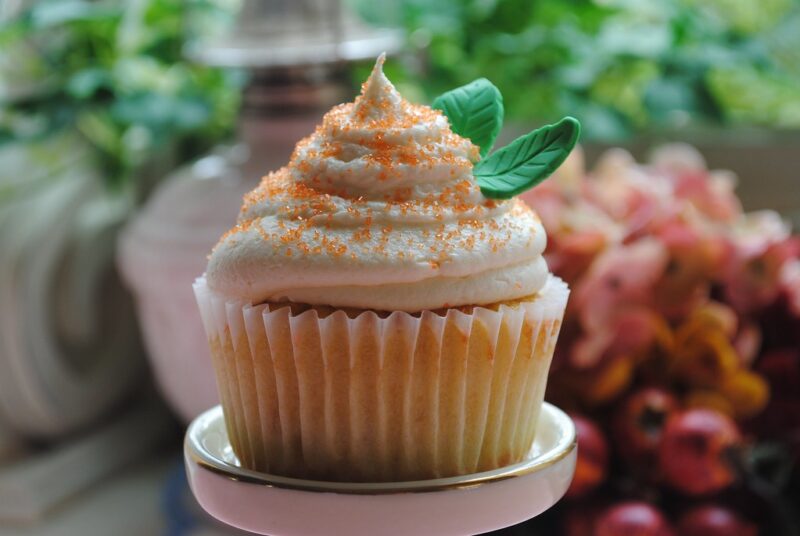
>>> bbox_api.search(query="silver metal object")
[120,0,402,423]
[187,0,402,69]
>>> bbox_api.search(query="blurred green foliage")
[353,0,800,140]
[0,0,243,190]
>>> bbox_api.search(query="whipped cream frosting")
[206,55,549,311]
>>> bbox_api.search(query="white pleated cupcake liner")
[194,276,568,482]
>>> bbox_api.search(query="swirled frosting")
[206,55,549,311]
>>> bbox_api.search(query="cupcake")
[194,54,578,482]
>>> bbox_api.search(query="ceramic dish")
[185,403,576,536]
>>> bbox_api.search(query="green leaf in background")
[0,0,243,192]
[432,78,503,157]
[475,116,581,199]
[353,0,800,136]
[30,1,119,28]
[67,68,111,99]
[707,66,800,127]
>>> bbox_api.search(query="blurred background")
[0,0,797,534]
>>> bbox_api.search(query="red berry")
[562,502,603,536]
[594,502,675,536]
[565,414,609,498]
[613,388,678,468]
[659,409,741,496]
[677,505,758,536]
[756,349,800,397]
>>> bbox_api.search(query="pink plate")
[185,403,576,536]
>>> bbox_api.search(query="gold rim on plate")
[185,403,576,495]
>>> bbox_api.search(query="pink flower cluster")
[522,144,800,374]
[524,144,800,533]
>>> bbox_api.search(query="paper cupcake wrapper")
[194,276,568,482]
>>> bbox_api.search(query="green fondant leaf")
[474,116,581,199]
[432,78,504,158]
